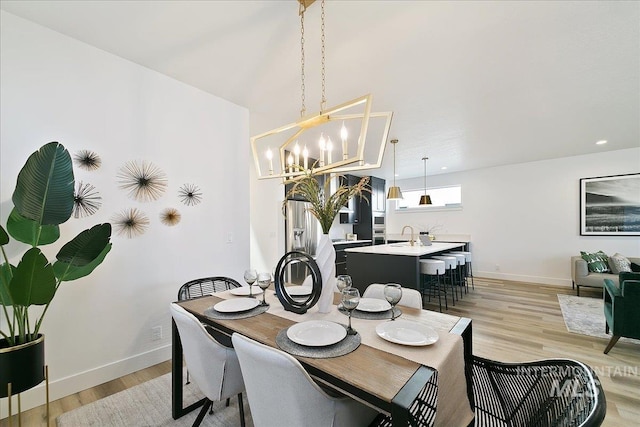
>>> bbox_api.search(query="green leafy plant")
[284,169,370,234]
[0,142,112,347]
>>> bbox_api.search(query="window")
[395,185,462,211]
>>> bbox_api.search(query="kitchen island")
[344,242,466,292]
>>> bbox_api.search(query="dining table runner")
[216,289,474,427]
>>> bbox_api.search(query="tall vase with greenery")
[0,142,112,395]
[284,169,369,312]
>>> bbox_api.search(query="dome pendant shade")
[419,194,432,205]
[386,139,403,200]
[387,186,403,200]
[419,156,432,205]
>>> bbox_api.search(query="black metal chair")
[177,276,242,301]
[369,356,606,427]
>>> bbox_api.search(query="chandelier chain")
[300,6,306,117]
[320,0,326,111]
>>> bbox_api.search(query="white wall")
[0,11,249,411]
[387,148,640,285]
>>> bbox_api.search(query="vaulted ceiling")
[2,1,638,180]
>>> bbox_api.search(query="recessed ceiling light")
[441,166,447,170]
[596,140,607,145]
[394,173,399,177]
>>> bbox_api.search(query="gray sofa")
[571,255,640,296]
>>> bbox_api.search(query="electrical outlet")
[226,232,234,244]
[151,326,162,341]
[495,264,500,271]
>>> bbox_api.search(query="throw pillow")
[631,262,640,273]
[609,253,631,274]
[580,250,611,273]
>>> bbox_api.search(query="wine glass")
[336,275,352,292]
[341,288,360,335]
[384,283,402,321]
[243,269,257,298]
[257,272,272,306]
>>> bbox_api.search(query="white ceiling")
[2,0,638,180]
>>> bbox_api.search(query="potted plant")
[0,142,112,397]
[284,169,369,312]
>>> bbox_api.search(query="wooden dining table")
[172,291,474,426]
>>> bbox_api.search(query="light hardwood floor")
[3,278,639,426]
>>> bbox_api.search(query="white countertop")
[344,241,465,256]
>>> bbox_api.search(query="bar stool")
[419,259,447,312]
[449,251,474,290]
[446,253,467,295]
[431,255,459,304]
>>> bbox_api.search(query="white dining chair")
[231,333,378,427]
[170,304,246,427]
[362,283,423,309]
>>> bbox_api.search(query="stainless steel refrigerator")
[284,200,321,284]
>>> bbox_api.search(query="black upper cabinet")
[370,176,386,213]
[338,174,362,224]
[339,175,385,224]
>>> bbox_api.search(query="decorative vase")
[0,334,45,397]
[316,234,337,313]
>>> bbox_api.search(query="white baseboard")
[0,344,172,417]
[476,271,572,287]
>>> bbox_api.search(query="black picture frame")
[580,173,640,236]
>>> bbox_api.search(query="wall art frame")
[580,173,640,236]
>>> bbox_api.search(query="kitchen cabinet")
[370,176,386,213]
[353,176,385,242]
[338,174,362,224]
[333,240,371,276]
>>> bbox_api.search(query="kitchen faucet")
[401,225,415,246]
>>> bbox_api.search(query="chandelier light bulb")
[341,121,348,160]
[293,141,300,165]
[319,133,326,166]
[266,148,273,174]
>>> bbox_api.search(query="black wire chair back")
[369,356,605,427]
[177,276,241,301]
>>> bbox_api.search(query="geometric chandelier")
[250,0,393,180]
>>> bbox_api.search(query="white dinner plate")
[213,298,260,313]
[375,319,439,346]
[229,286,263,296]
[287,320,347,347]
[286,286,312,296]
[355,298,391,313]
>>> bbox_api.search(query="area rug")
[557,294,639,344]
[56,373,253,427]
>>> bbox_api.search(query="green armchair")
[603,272,640,354]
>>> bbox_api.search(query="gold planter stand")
[3,365,49,427]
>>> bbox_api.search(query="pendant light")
[387,139,403,200]
[419,156,432,205]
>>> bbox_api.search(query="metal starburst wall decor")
[178,183,203,206]
[73,150,102,171]
[160,208,181,226]
[73,181,102,218]
[117,160,168,202]
[112,208,150,239]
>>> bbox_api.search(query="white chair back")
[363,283,423,309]
[170,304,244,401]
[231,333,377,427]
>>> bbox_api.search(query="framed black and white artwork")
[580,173,640,236]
